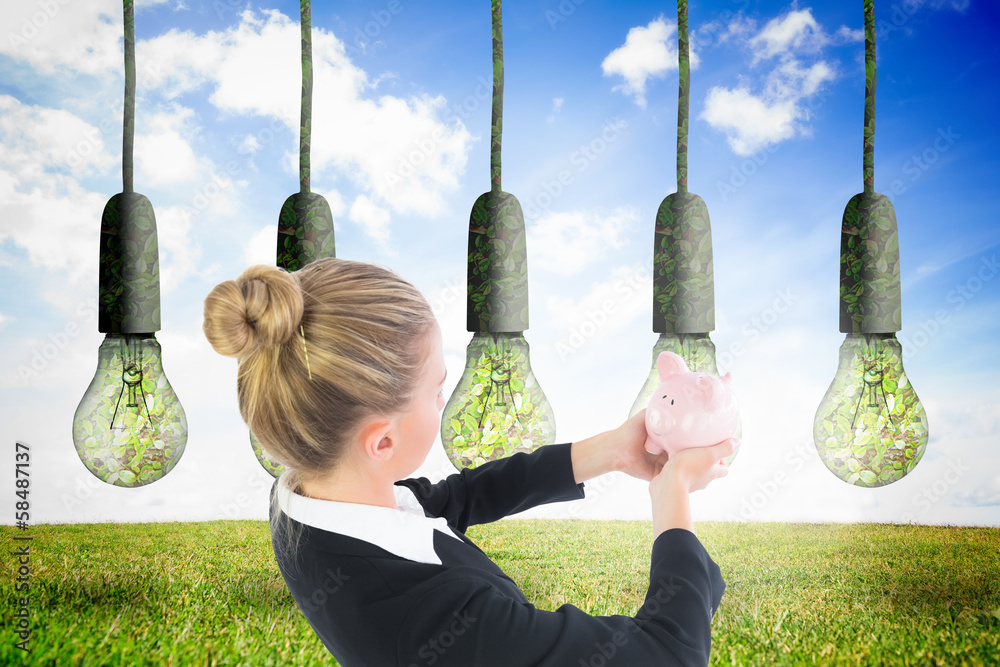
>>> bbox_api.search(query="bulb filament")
[111,337,154,433]
[851,337,896,433]
[478,334,524,430]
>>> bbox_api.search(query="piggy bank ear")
[656,351,689,379]
[685,375,721,409]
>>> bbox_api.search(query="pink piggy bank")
[643,351,740,458]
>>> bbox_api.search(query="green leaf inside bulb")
[250,430,286,479]
[73,334,187,488]
[814,333,928,487]
[442,333,554,470]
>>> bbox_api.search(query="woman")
[202,258,735,666]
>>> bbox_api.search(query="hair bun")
[203,265,304,359]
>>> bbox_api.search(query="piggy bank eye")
[671,399,674,405]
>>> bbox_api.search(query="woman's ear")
[359,418,395,462]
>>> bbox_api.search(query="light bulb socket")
[839,192,901,333]
[467,190,529,333]
[277,191,337,271]
[98,191,160,334]
[652,191,715,333]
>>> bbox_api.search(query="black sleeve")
[395,442,585,532]
[395,527,726,667]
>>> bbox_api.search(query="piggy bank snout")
[646,404,674,432]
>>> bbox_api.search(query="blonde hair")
[202,258,437,565]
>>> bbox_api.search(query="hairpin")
[300,324,312,380]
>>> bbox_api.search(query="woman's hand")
[648,438,736,536]
[574,409,740,486]
[609,408,668,483]
[654,438,736,494]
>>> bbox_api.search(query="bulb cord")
[863,0,875,195]
[299,0,313,194]
[676,0,689,195]
[122,0,135,194]
[490,0,503,194]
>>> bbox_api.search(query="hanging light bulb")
[442,0,556,470]
[72,1,187,487]
[630,0,739,467]
[442,333,555,469]
[251,0,336,478]
[813,0,928,486]
[815,334,927,486]
[73,334,187,486]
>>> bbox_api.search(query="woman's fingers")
[715,438,737,457]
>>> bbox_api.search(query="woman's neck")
[297,469,399,509]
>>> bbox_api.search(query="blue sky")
[1,0,998,527]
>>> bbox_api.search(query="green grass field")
[1,521,998,666]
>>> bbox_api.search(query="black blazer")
[269,442,726,666]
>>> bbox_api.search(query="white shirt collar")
[275,472,463,566]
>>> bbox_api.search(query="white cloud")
[700,7,840,156]
[1,0,123,77]
[702,59,835,158]
[721,14,756,43]
[138,8,473,222]
[929,399,1000,441]
[239,134,261,155]
[0,312,11,330]
[134,105,207,187]
[319,188,347,219]
[956,475,1000,507]
[0,96,111,283]
[546,260,652,354]
[527,207,638,276]
[244,224,278,267]
[547,97,564,124]
[602,16,699,109]
[749,9,824,63]
[3,7,473,269]
[779,59,835,97]
[0,171,103,281]
[349,194,393,250]
[701,87,798,156]
[834,25,864,43]
[155,205,202,294]
[0,94,116,179]
[749,9,863,63]
[0,94,203,295]
[0,177,201,297]
[907,0,970,11]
